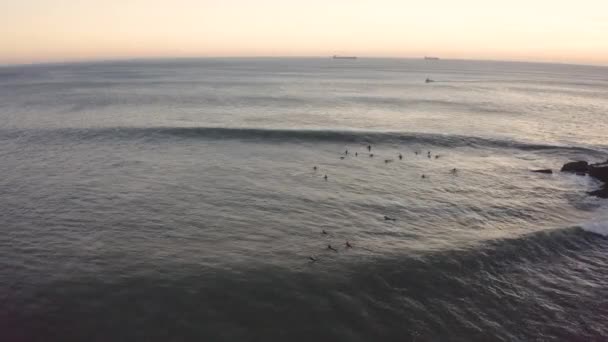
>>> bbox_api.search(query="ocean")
[1,57,607,341]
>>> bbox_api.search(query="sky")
[1,0,608,65]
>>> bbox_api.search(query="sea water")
[1,58,608,341]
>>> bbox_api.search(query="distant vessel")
[332,55,357,60]
[425,78,435,83]
[424,56,440,60]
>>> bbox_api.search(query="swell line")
[1,126,606,155]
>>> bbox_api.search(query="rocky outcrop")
[561,161,588,173]
[561,160,608,199]
[531,169,553,174]
[588,162,608,183]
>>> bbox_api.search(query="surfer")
[345,241,352,248]
[399,153,403,160]
[384,216,397,221]
[324,175,328,181]
[327,244,338,252]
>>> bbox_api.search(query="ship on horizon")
[424,56,440,60]
[332,55,357,60]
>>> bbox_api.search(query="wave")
[580,220,608,237]
[6,223,608,342]
[417,226,608,272]
[1,126,606,154]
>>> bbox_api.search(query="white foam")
[581,220,608,237]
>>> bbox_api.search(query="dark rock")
[531,169,553,174]
[587,161,608,198]
[588,162,608,183]
[561,161,588,173]
[561,160,608,199]
[589,186,608,199]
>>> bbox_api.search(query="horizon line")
[2,55,608,69]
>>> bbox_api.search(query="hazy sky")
[2,0,607,65]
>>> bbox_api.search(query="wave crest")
[580,220,608,237]
[2,126,605,154]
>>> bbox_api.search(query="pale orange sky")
[2,0,608,65]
